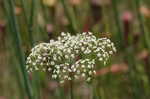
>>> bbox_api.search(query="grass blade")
[133,0,150,50]
[111,0,124,50]
[60,0,78,33]
[4,0,33,99]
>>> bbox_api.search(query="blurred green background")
[0,0,150,99]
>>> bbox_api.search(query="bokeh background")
[0,0,150,99]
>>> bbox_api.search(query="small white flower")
[65,55,69,59]
[50,61,55,65]
[83,69,86,72]
[60,80,64,84]
[27,57,31,60]
[56,65,60,69]
[35,67,39,70]
[40,62,43,66]
[53,56,57,61]
[62,69,66,73]
[68,77,71,80]
[52,75,57,79]
[81,47,85,51]
[73,68,76,72]
[74,75,78,79]
[109,51,113,54]
[97,53,101,57]
[68,69,72,72]
[82,73,85,77]
[71,54,75,58]
[67,49,71,53]
[61,32,66,36]
[89,71,92,75]
[103,54,106,57]
[32,62,36,66]
[64,75,68,79]
[99,58,103,61]
[43,57,46,61]
[48,68,51,71]
[93,70,96,74]
[81,65,85,68]
[86,77,91,82]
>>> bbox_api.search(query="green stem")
[4,0,33,99]
[70,80,74,99]
[133,0,150,50]
[101,5,109,32]
[111,0,124,49]
[125,48,143,99]
[20,0,28,23]
[20,0,34,47]
[60,0,78,33]
[28,0,38,46]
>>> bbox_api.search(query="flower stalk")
[70,79,74,99]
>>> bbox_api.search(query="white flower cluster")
[26,32,116,83]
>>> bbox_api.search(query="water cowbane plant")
[26,32,116,83]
